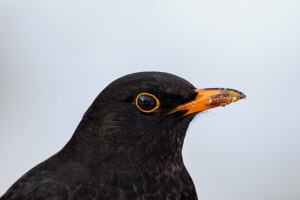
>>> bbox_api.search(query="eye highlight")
[135,93,160,113]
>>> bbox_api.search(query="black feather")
[1,72,199,200]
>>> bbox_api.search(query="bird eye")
[135,93,160,113]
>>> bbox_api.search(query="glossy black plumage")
[1,72,243,200]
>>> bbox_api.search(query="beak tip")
[240,92,246,99]
[230,88,246,100]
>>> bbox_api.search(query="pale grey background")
[1,1,299,200]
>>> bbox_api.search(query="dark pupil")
[138,95,156,111]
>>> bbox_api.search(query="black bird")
[1,72,245,200]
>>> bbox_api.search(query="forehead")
[102,72,196,99]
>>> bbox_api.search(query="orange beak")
[169,88,246,116]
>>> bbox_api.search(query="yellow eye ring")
[135,93,160,113]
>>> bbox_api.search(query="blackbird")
[1,72,245,200]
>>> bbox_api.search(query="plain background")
[1,1,299,199]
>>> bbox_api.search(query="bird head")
[71,72,245,167]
